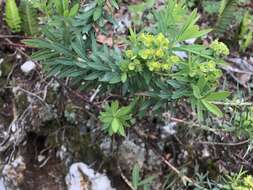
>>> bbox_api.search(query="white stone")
[37,155,46,162]
[0,58,4,77]
[21,61,36,74]
[173,51,188,59]
[0,58,4,64]
[0,178,6,190]
[161,122,177,136]
[65,162,115,190]
[202,146,210,158]
[185,38,196,44]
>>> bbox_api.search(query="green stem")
[212,101,253,106]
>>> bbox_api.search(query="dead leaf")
[238,73,251,86]
[97,34,113,47]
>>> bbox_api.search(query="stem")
[212,101,253,106]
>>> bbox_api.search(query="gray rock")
[2,156,26,189]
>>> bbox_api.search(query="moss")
[67,128,104,163]
[0,57,13,86]
[15,93,28,115]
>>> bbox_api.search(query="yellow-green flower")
[123,33,177,74]
[166,55,180,65]
[199,64,207,73]
[139,33,146,41]
[207,60,216,70]
[139,33,154,47]
[128,59,141,71]
[139,49,152,59]
[156,33,169,47]
[125,50,134,59]
[155,48,164,57]
[128,62,135,70]
[161,63,171,71]
[170,55,180,63]
[147,61,161,71]
[210,39,229,56]
[244,175,253,187]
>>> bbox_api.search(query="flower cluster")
[210,39,230,56]
[244,175,253,188]
[230,175,253,190]
[187,60,221,83]
[121,33,180,73]
[198,60,222,80]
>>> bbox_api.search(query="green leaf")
[138,176,155,186]
[176,9,212,42]
[117,105,132,117]
[93,7,102,21]
[215,0,237,35]
[192,85,201,99]
[201,100,223,117]
[19,0,38,36]
[121,73,127,83]
[5,0,21,32]
[110,0,119,9]
[23,39,73,57]
[172,45,214,60]
[111,118,121,133]
[204,91,230,101]
[99,101,133,136]
[197,101,204,122]
[129,28,137,43]
[69,3,79,17]
[118,125,126,136]
[196,77,207,92]
[84,72,101,80]
[143,184,150,190]
[132,164,140,189]
[111,101,119,114]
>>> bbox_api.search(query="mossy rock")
[0,56,13,86]
[67,128,104,163]
[15,93,28,114]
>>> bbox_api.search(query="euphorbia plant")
[24,0,230,136]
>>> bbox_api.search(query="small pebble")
[21,61,36,74]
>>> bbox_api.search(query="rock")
[20,61,36,74]
[56,145,73,166]
[202,145,210,158]
[100,138,113,156]
[118,140,146,169]
[65,162,115,190]
[101,138,161,171]
[2,156,26,188]
[0,178,6,190]
[161,122,177,138]
[228,57,253,72]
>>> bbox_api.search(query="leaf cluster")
[30,0,79,17]
[5,0,22,32]
[24,0,231,134]
[99,101,133,136]
[19,0,38,35]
